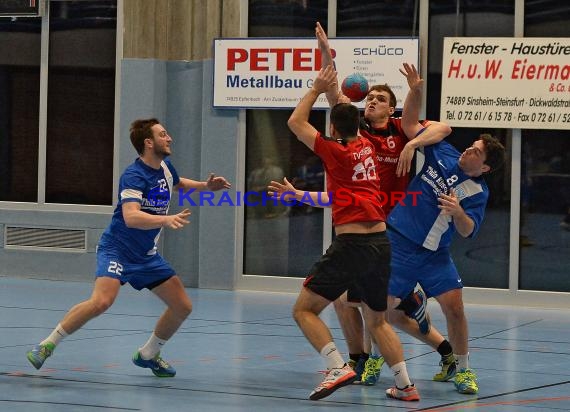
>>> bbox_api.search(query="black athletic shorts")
[303,231,391,312]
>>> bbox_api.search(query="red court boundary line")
[423,396,570,411]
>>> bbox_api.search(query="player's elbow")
[287,116,298,131]
[123,213,138,228]
[438,123,453,138]
[429,122,453,141]
[287,117,303,137]
[458,225,475,238]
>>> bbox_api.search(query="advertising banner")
[441,37,570,130]
[213,37,419,109]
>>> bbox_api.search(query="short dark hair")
[369,84,397,108]
[330,103,360,138]
[130,118,159,155]
[479,134,505,173]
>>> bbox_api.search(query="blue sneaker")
[349,356,367,384]
[406,289,431,335]
[132,351,176,377]
[361,355,384,385]
[454,368,478,394]
[27,342,55,370]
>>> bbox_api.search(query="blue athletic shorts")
[96,248,176,290]
[387,229,462,299]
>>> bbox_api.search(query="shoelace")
[319,368,345,386]
[363,359,379,375]
[456,371,476,383]
[156,357,171,369]
[39,346,53,358]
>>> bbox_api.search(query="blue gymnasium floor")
[1,277,570,412]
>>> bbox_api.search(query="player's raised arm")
[315,22,342,107]
[287,65,337,151]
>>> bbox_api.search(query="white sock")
[456,353,469,370]
[320,342,345,370]
[139,333,168,360]
[371,341,380,357]
[390,361,412,388]
[40,323,68,347]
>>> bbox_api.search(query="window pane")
[46,1,116,205]
[428,1,514,288]
[427,0,514,121]
[248,0,327,37]
[525,0,570,36]
[520,1,570,293]
[520,135,570,292]
[337,0,418,36]
[244,109,325,277]
[0,17,40,202]
[246,1,327,276]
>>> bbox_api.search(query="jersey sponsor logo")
[377,154,399,164]
[142,181,171,213]
[352,145,373,160]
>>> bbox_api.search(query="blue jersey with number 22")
[98,158,180,260]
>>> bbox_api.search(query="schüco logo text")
[353,45,404,56]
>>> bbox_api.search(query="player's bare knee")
[441,302,465,321]
[178,300,192,318]
[291,306,301,323]
[90,296,114,315]
[292,304,309,325]
[364,311,387,330]
[387,309,407,327]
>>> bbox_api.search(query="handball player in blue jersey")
[387,133,505,394]
[27,118,231,377]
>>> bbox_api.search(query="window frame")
[0,0,122,213]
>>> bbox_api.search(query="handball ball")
[341,73,369,102]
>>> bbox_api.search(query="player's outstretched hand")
[315,22,330,51]
[165,208,191,229]
[268,177,297,202]
[438,189,462,216]
[399,63,423,92]
[313,65,337,94]
[206,173,232,191]
[396,142,415,177]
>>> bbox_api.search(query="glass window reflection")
[244,110,325,277]
[521,1,570,292]
[249,0,327,37]
[45,1,116,205]
[428,0,514,288]
[0,16,41,202]
[337,0,418,36]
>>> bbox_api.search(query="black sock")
[360,353,370,362]
[437,340,453,359]
[349,353,361,363]
[395,290,418,315]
